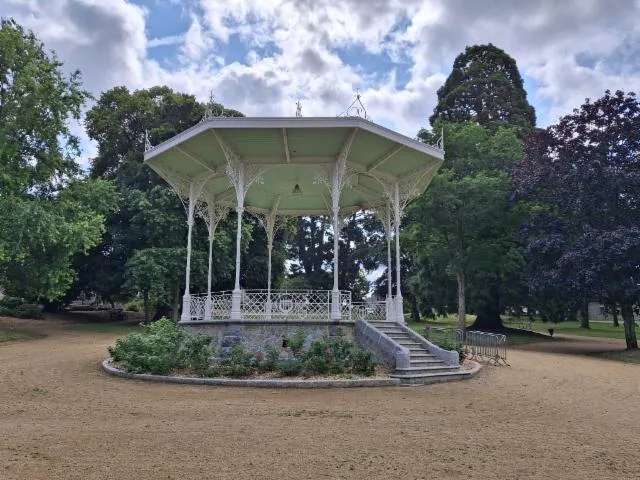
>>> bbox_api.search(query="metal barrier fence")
[423,326,508,365]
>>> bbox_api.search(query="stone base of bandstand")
[181,321,355,356]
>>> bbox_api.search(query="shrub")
[123,300,141,312]
[438,339,466,362]
[264,346,280,371]
[220,344,254,377]
[348,345,376,376]
[296,333,377,377]
[286,329,307,359]
[13,303,43,319]
[276,359,302,376]
[108,317,213,375]
[0,296,24,309]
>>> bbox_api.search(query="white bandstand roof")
[144,116,444,216]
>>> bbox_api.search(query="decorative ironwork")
[338,91,369,120]
[295,100,303,117]
[190,292,232,320]
[201,91,224,122]
[351,301,387,322]
[144,129,152,152]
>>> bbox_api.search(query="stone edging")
[101,359,401,388]
[460,360,483,379]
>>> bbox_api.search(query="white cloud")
[2,0,640,147]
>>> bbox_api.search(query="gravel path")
[1,319,639,479]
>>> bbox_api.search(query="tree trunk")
[143,292,150,324]
[612,304,619,327]
[171,282,180,322]
[620,303,638,350]
[410,295,420,322]
[579,300,590,329]
[470,282,503,330]
[456,271,466,331]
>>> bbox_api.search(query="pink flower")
[256,353,264,362]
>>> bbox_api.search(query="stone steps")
[393,365,460,375]
[363,320,466,386]
[391,370,471,386]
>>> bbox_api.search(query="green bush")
[283,332,377,377]
[438,339,466,362]
[348,345,376,376]
[123,300,141,312]
[13,303,43,319]
[220,344,255,377]
[0,296,24,309]
[108,317,213,375]
[276,359,302,376]
[286,329,307,358]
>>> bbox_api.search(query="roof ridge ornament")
[338,91,369,120]
[295,100,303,117]
[432,128,444,151]
[144,129,152,152]
[201,90,224,122]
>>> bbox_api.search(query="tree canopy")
[0,18,116,301]
[430,44,536,135]
[514,90,640,349]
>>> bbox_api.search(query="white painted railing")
[352,301,387,322]
[189,289,358,322]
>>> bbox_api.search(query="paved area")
[1,318,639,479]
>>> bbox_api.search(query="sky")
[3,0,640,166]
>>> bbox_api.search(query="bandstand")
[143,111,443,351]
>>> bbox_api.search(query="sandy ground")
[1,318,639,480]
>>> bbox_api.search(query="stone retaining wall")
[182,322,354,355]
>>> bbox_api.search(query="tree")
[410,123,526,330]
[515,90,640,349]
[0,18,115,301]
[418,44,536,330]
[430,44,536,136]
[80,86,279,316]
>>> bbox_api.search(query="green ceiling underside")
[145,118,443,215]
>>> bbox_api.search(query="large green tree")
[0,18,116,301]
[515,91,640,349]
[430,44,536,136]
[413,44,536,330]
[410,123,525,330]
[79,86,277,317]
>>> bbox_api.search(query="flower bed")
[108,318,380,380]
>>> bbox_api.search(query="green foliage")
[409,122,528,330]
[0,296,23,309]
[263,346,280,371]
[437,339,467,363]
[0,20,116,302]
[282,331,377,377]
[286,329,307,358]
[429,43,535,135]
[123,300,141,312]
[0,297,43,319]
[108,317,213,375]
[220,344,255,377]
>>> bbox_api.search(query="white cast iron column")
[214,131,263,321]
[199,200,229,322]
[180,180,206,323]
[393,181,404,323]
[386,201,395,321]
[325,129,359,321]
[231,165,245,320]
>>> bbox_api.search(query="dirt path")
[1,320,639,480]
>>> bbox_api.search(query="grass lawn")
[0,327,41,343]
[71,322,144,336]
[590,349,640,364]
[531,320,635,340]
[406,316,551,346]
